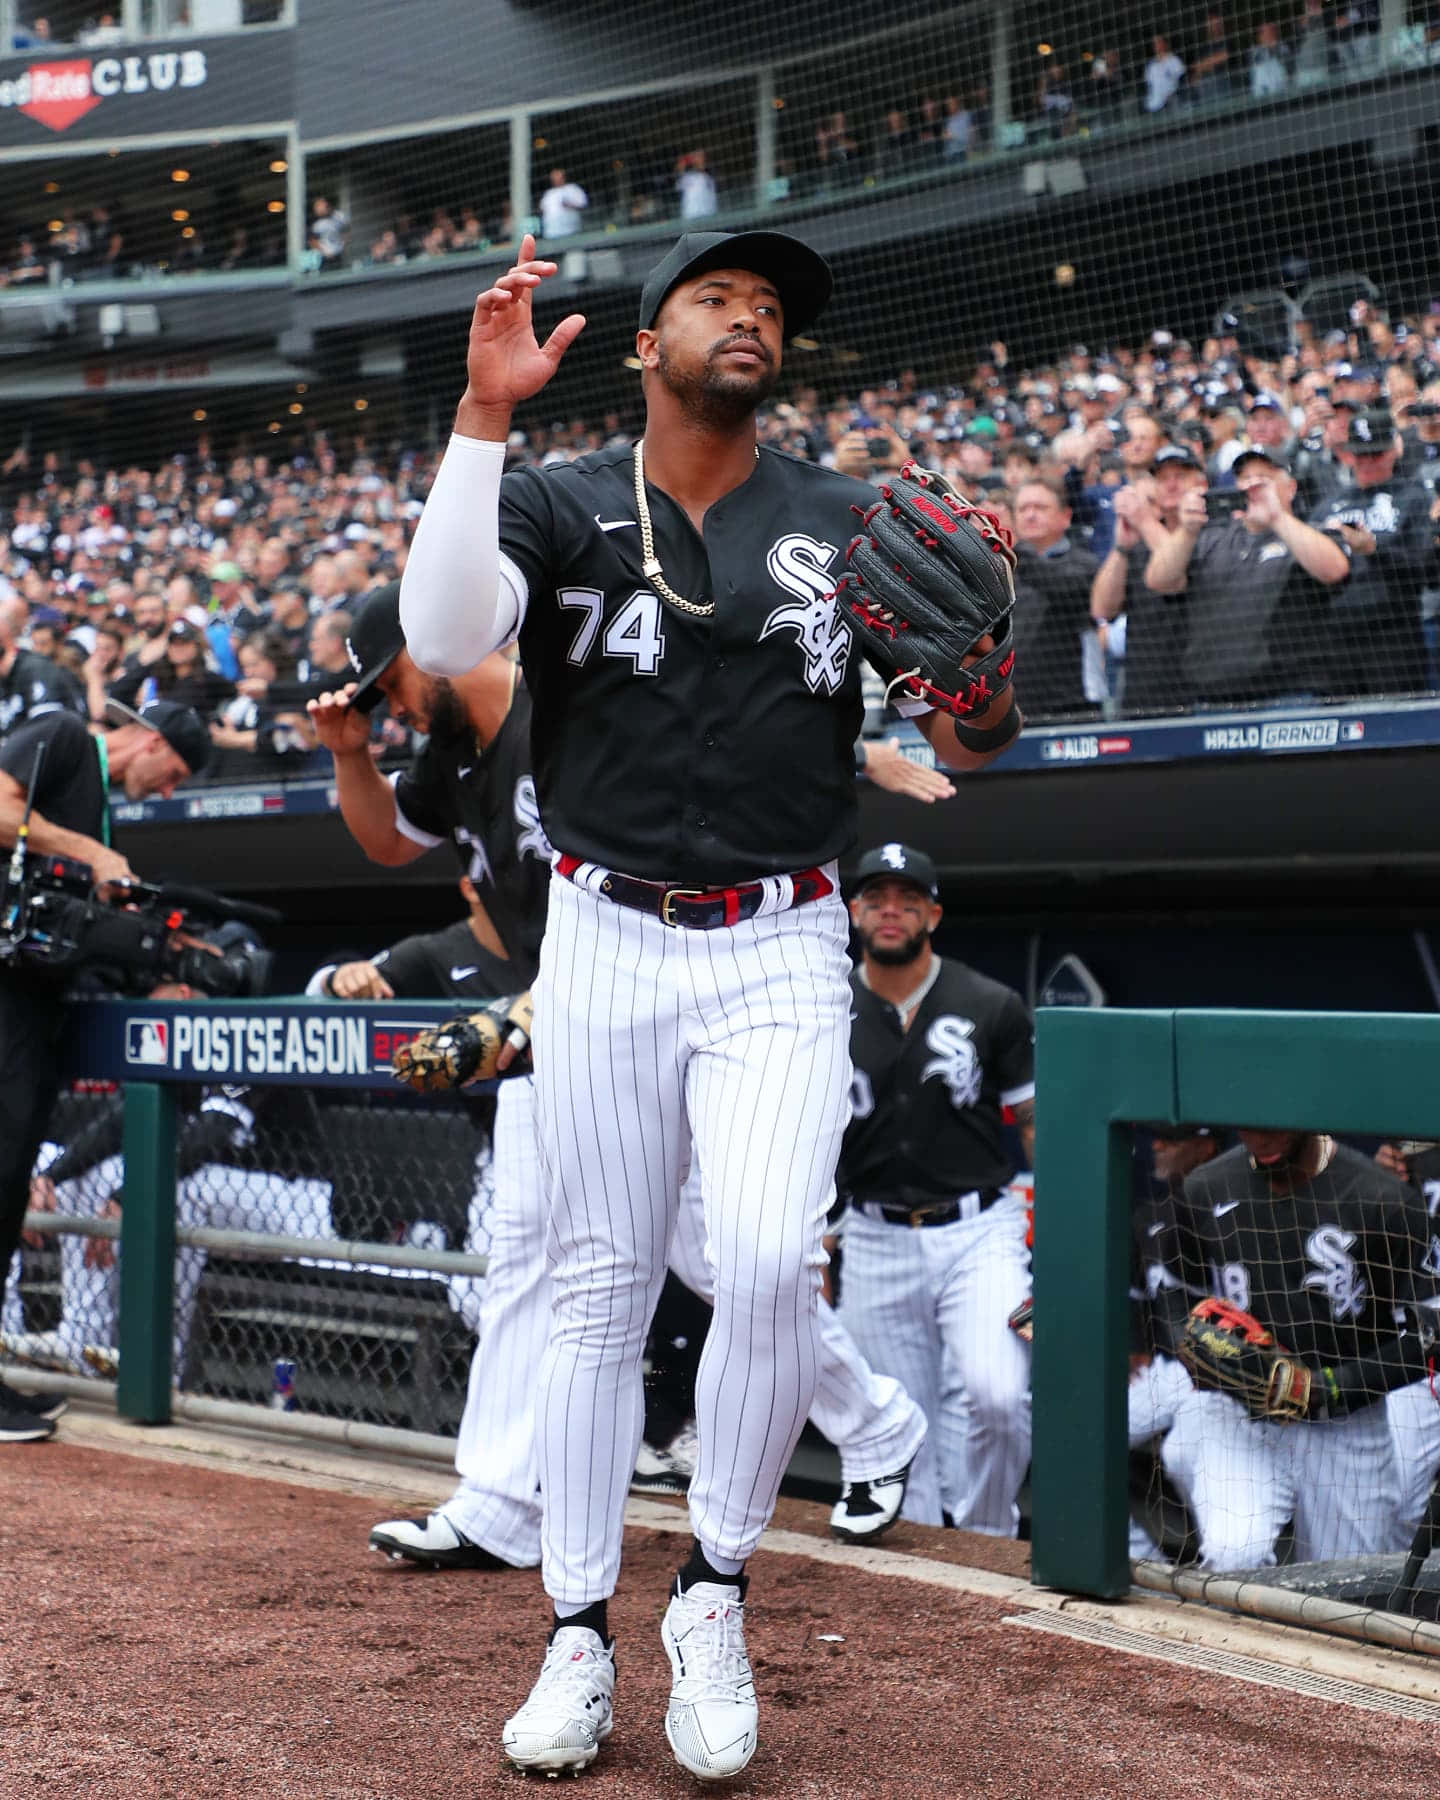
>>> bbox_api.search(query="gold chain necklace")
[632,439,716,618]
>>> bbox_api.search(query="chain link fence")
[3,1080,496,1436]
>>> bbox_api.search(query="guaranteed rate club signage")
[0,33,293,144]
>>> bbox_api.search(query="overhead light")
[43,180,58,194]
[295,382,307,393]
[772,97,785,109]
[267,200,286,213]
[46,219,62,233]
[533,136,548,150]
[181,226,196,239]
[1054,262,1077,287]
[192,409,207,422]
[1036,42,1052,55]
[269,158,288,174]
[353,398,369,411]
[267,421,281,434]
[622,355,643,371]
[790,335,819,352]
[171,208,189,222]
[288,402,304,415]
[171,168,190,182]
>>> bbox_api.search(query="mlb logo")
[125,1019,168,1067]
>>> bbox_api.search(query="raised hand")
[457,234,586,438]
[307,683,373,757]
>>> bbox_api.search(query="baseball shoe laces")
[502,1626,615,1776]
[662,1579,758,1781]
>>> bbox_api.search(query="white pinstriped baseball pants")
[532,868,853,1606]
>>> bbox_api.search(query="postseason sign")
[65,999,469,1092]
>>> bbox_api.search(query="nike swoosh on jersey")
[457,765,473,779]
[1212,1200,1241,1217]
[449,965,481,981]
[595,516,637,532]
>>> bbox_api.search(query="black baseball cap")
[104,696,210,775]
[1153,444,1202,471]
[1231,444,1292,474]
[637,231,833,336]
[849,842,940,899]
[1344,408,1395,453]
[344,580,404,714]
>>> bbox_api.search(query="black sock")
[677,1540,748,1599]
[551,1600,609,1644]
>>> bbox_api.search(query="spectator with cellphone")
[1090,447,1207,714]
[1309,410,1436,696]
[1144,445,1350,705]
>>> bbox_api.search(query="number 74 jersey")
[498,442,912,888]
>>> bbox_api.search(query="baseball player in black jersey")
[1375,1139,1440,1542]
[837,843,1036,1536]
[398,228,1018,1781]
[312,589,928,1585]
[1153,1130,1440,1570]
[305,877,514,1004]
[16,1072,334,1382]
[310,585,559,1575]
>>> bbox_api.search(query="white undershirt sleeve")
[398,433,529,675]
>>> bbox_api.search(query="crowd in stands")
[3,296,1440,785]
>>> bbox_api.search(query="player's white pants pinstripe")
[532,873,853,1605]
[446,1076,553,1566]
[1164,1390,1407,1568]
[666,1164,928,1484]
[838,1193,1032,1535]
[1387,1377,1440,1541]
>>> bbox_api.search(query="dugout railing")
[15,996,492,1448]
[1034,1007,1440,1656]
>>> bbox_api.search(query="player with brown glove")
[392,992,534,1092]
[1175,1296,1337,1422]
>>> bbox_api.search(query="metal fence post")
[1030,1010,1176,1598]
[117,1082,178,1425]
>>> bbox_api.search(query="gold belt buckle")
[659,887,706,928]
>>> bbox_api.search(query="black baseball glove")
[836,462,1018,720]
[392,992,534,1093]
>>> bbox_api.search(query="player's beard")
[862,926,931,967]
[422,674,470,741]
[657,337,779,430]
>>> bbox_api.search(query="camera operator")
[1144,446,1349,706]
[0,696,208,1441]
[1309,410,1434,697]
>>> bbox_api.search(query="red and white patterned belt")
[554,854,835,930]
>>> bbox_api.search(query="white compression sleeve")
[399,433,526,675]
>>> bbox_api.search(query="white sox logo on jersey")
[921,1016,982,1109]
[453,825,490,886]
[1303,1226,1366,1320]
[759,534,852,695]
[514,776,552,863]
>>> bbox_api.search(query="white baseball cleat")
[828,1462,912,1544]
[661,1579,758,1782]
[502,1625,615,1777]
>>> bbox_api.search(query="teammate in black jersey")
[836,841,1036,1537]
[305,876,513,1003]
[398,228,1020,1782]
[1151,1130,1440,1570]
